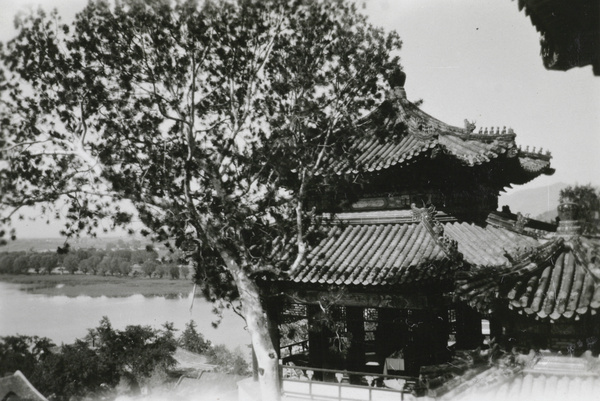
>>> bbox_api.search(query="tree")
[32,339,113,401]
[559,184,600,235]
[180,264,190,279]
[0,1,402,398]
[142,258,158,277]
[40,253,59,274]
[168,263,180,279]
[63,253,80,274]
[93,317,176,393]
[0,335,55,378]
[206,344,250,376]
[0,335,37,377]
[179,320,211,354]
[12,254,30,274]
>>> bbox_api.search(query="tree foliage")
[93,317,177,391]
[0,1,403,398]
[0,319,251,400]
[560,184,600,235]
[206,344,250,376]
[179,319,211,354]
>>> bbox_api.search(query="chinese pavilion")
[261,73,599,399]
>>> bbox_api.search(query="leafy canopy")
[0,0,402,300]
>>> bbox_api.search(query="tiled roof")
[325,95,552,176]
[507,237,600,320]
[445,352,600,401]
[0,371,48,401]
[486,210,557,237]
[173,347,217,372]
[457,236,600,320]
[286,210,541,286]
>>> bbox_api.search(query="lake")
[0,281,250,350]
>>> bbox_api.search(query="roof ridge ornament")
[464,119,476,133]
[411,203,463,263]
[513,212,530,233]
[518,144,553,160]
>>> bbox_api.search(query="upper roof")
[324,89,553,181]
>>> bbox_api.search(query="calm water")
[0,281,249,349]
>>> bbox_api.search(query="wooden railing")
[280,340,309,359]
[280,364,419,401]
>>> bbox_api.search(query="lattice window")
[364,308,379,345]
[283,303,307,317]
[447,308,457,345]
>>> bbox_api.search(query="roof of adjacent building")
[324,90,553,180]
[515,0,600,75]
[0,370,48,401]
[286,209,541,286]
[457,235,600,321]
[172,347,217,373]
[442,352,600,401]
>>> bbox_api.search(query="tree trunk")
[224,255,281,401]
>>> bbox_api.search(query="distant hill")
[535,208,559,223]
[498,182,568,220]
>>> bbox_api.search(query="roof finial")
[388,67,406,99]
[557,201,582,236]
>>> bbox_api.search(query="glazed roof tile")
[287,210,540,286]
[445,353,600,401]
[508,237,600,320]
[457,236,600,320]
[325,95,552,176]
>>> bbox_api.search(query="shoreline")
[0,274,197,298]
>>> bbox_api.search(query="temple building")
[261,73,600,400]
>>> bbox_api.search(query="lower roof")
[284,208,600,322]
[286,209,540,286]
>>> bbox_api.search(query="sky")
[0,0,598,237]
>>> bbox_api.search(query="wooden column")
[346,306,365,381]
[489,316,503,343]
[455,303,482,349]
[376,308,405,363]
[307,304,326,375]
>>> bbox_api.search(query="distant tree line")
[0,247,189,279]
[0,318,249,401]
